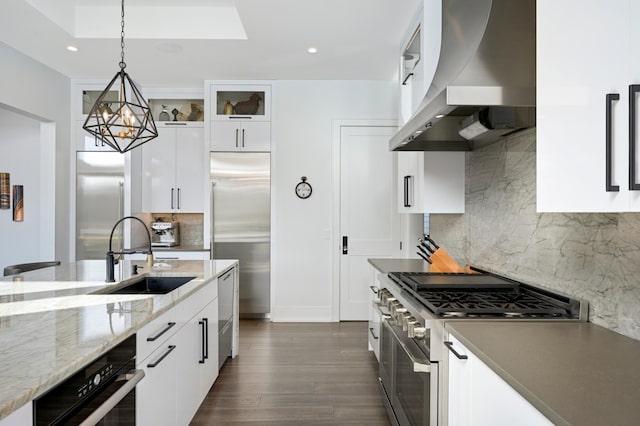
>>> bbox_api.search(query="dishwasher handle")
[78,369,145,426]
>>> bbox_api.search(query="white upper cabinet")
[141,124,204,213]
[398,151,465,214]
[537,0,637,212]
[205,81,273,152]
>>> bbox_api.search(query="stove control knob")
[387,300,400,312]
[393,305,407,325]
[403,316,417,331]
[413,327,427,340]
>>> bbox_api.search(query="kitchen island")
[0,258,238,422]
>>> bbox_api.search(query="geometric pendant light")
[82,0,158,153]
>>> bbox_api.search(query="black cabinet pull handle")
[402,72,414,86]
[203,318,209,360]
[170,188,175,210]
[369,327,379,340]
[606,93,620,192]
[369,285,379,294]
[403,175,413,207]
[630,85,640,190]
[146,322,176,342]
[444,341,468,360]
[177,188,181,210]
[199,320,206,364]
[147,345,176,368]
[242,129,245,148]
[342,236,348,255]
[235,129,239,148]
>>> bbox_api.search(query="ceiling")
[1,0,422,87]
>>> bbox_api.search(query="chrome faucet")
[106,216,153,283]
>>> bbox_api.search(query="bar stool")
[3,261,61,277]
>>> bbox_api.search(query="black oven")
[379,303,438,426]
[33,334,144,425]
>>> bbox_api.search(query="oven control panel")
[77,363,115,398]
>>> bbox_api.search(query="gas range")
[376,268,587,426]
[388,271,584,320]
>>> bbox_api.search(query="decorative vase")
[159,105,170,121]
[223,100,234,115]
[171,108,179,121]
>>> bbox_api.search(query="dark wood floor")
[190,320,391,426]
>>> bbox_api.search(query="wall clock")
[295,176,312,199]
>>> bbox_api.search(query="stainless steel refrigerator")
[210,153,270,316]
[76,152,124,260]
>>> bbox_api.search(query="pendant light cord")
[119,0,126,70]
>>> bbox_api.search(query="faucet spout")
[106,216,154,282]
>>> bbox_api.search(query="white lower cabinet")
[446,335,553,426]
[0,402,32,426]
[137,279,219,425]
[138,337,180,425]
[367,267,382,360]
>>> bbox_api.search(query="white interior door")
[339,125,401,320]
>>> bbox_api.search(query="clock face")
[295,181,312,199]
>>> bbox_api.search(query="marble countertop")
[0,258,237,420]
[447,321,640,425]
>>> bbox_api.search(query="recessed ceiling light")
[67,45,78,52]
[307,47,318,54]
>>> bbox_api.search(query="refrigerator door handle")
[210,181,216,259]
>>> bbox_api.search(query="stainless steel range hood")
[390,0,536,152]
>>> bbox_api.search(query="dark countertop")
[446,321,640,426]
[367,258,430,273]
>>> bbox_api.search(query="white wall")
[0,42,71,264]
[271,80,397,321]
[0,108,54,270]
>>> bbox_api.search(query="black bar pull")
[203,318,209,360]
[606,93,620,192]
[342,236,348,255]
[242,129,245,148]
[146,322,176,342]
[403,175,412,207]
[147,345,176,368]
[630,85,640,190]
[444,341,468,360]
[369,327,379,340]
[199,320,206,364]
[235,128,239,148]
[170,188,175,210]
[402,72,414,86]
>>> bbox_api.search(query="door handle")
[177,188,181,210]
[606,93,620,192]
[171,188,175,209]
[242,128,245,148]
[444,340,468,360]
[630,85,640,190]
[342,236,348,255]
[235,129,239,148]
[203,318,209,360]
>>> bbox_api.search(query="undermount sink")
[103,276,196,295]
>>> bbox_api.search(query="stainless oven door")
[381,318,437,426]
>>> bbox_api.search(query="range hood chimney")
[390,0,536,152]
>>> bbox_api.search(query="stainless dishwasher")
[33,334,144,425]
[218,267,234,369]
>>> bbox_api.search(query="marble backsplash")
[430,127,640,340]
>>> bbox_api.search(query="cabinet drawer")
[175,279,218,323]
[137,307,184,362]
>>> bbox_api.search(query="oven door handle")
[78,369,145,426]
[384,319,431,373]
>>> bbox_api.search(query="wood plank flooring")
[190,320,391,426]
